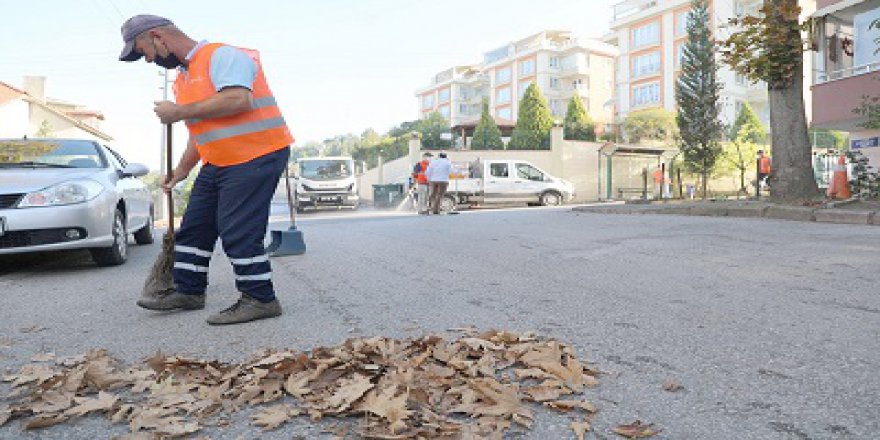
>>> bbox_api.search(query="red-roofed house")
[0,76,112,142]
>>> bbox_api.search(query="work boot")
[206,295,282,325]
[136,289,205,311]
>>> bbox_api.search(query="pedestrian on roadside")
[411,152,433,215]
[426,152,453,214]
[119,15,293,325]
[757,150,772,194]
[652,165,664,199]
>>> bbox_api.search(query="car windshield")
[0,139,102,169]
[299,159,352,180]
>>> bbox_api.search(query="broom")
[141,124,175,298]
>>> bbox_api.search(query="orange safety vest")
[174,43,293,167]
[413,160,430,184]
[759,156,771,174]
[653,169,664,184]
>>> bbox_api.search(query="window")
[459,103,470,114]
[735,73,747,86]
[549,56,560,68]
[632,51,661,77]
[496,86,511,105]
[495,67,512,84]
[734,100,744,117]
[631,82,660,107]
[632,22,660,48]
[497,107,512,120]
[550,78,560,90]
[519,58,535,76]
[516,163,545,181]
[439,105,450,118]
[518,80,533,100]
[104,146,128,169]
[676,10,689,37]
[676,44,685,68]
[490,163,509,178]
[421,94,434,109]
[438,88,450,103]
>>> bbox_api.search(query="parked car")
[0,138,154,266]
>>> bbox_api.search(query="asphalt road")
[1,205,878,439]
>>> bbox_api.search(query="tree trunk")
[739,168,746,194]
[766,11,820,201]
[701,171,708,199]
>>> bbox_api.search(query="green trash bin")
[373,183,405,208]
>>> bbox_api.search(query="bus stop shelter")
[598,142,680,201]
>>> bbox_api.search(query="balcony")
[815,62,880,84]
[613,0,659,21]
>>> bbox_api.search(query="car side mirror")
[121,163,149,178]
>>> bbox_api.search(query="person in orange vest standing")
[119,15,293,325]
[412,152,433,215]
[757,150,772,195]
[652,166,664,199]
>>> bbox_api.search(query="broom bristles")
[141,231,175,297]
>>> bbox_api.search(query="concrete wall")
[0,100,30,138]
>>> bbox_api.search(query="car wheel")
[90,208,128,266]
[133,207,155,245]
[440,195,456,213]
[540,191,562,207]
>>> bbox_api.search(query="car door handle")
[488,180,496,183]
[514,181,524,183]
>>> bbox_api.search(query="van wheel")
[540,191,562,207]
[440,195,456,212]
[90,208,128,266]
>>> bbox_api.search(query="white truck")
[293,156,359,211]
[437,159,574,211]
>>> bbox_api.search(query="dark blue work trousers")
[173,146,289,302]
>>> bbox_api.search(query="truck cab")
[293,156,359,211]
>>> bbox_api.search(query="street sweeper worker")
[412,152,432,215]
[119,14,292,325]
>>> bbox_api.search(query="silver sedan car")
[0,138,154,266]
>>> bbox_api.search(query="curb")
[572,202,880,227]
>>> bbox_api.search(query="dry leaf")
[64,391,118,417]
[543,399,597,413]
[251,404,297,430]
[613,420,662,438]
[30,353,55,362]
[571,420,592,440]
[662,379,683,392]
[25,414,67,429]
[0,406,10,427]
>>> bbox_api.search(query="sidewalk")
[573,199,880,226]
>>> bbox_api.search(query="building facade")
[416,31,618,132]
[811,0,880,164]
[605,0,816,138]
[0,76,111,142]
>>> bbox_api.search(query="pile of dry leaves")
[0,330,657,439]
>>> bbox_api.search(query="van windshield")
[299,159,352,180]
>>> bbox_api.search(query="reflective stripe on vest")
[174,43,293,166]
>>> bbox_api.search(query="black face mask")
[150,39,182,69]
[154,53,182,70]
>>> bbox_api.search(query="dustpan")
[267,166,306,256]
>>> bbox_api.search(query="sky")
[1,0,616,170]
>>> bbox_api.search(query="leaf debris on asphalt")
[0,331,603,438]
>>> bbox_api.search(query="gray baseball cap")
[118,14,174,62]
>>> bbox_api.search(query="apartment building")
[416,31,618,131]
[811,0,880,164]
[605,0,815,136]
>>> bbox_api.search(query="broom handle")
[165,124,174,235]
[284,166,296,226]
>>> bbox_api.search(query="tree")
[722,121,763,194]
[563,91,596,141]
[729,102,766,144]
[623,108,677,144]
[676,0,724,199]
[721,0,819,200]
[35,120,54,138]
[508,83,554,150]
[471,98,504,150]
